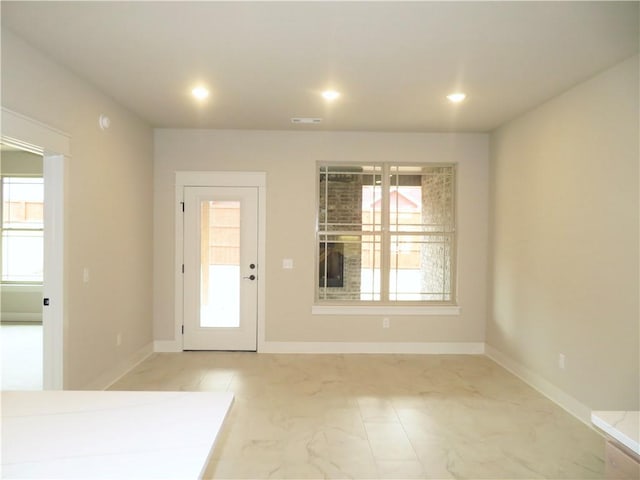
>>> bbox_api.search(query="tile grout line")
[392,399,430,477]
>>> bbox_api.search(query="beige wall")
[1,30,154,389]
[154,130,489,344]
[488,55,639,410]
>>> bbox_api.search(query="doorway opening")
[0,146,44,389]
[1,107,68,390]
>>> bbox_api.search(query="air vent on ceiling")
[291,117,322,124]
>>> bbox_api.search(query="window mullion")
[380,164,390,303]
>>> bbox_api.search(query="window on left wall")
[1,176,44,283]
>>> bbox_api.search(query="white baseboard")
[260,341,485,354]
[152,339,484,354]
[484,344,591,426]
[83,342,154,391]
[154,340,182,352]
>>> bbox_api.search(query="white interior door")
[183,186,258,351]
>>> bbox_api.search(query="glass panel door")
[183,186,258,351]
[200,200,241,328]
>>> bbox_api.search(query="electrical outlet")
[116,333,122,347]
[558,353,566,370]
[382,317,390,329]
[282,258,294,269]
[83,267,90,284]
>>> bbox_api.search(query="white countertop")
[591,410,639,456]
[1,390,234,479]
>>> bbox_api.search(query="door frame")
[1,107,68,390]
[175,172,266,352]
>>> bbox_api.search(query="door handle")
[243,275,256,281]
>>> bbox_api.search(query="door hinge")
[180,201,184,212]
[182,264,184,273]
[181,325,184,335]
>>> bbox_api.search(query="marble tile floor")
[110,353,605,479]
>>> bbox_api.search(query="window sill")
[311,305,461,316]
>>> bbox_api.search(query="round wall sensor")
[99,114,111,130]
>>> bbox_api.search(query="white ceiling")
[2,1,638,132]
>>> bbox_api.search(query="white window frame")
[313,162,460,316]
[1,174,45,285]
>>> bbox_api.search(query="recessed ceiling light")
[192,86,209,100]
[447,93,466,103]
[322,90,340,101]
